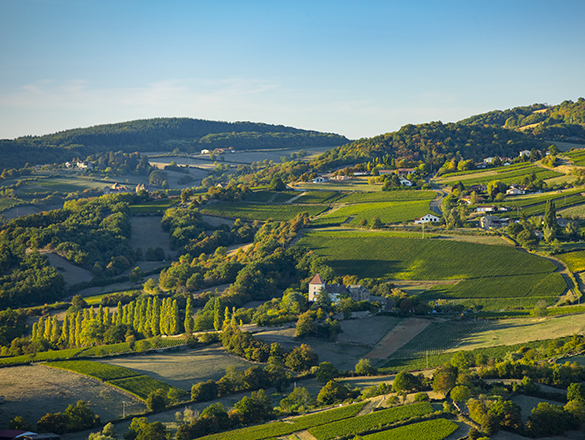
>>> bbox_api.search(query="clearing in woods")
[38,250,94,286]
[0,364,146,428]
[129,216,174,258]
[365,318,431,359]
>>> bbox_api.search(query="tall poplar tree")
[184,297,193,333]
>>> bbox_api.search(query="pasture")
[201,202,326,221]
[297,230,558,280]
[0,364,146,428]
[98,346,257,391]
[129,216,174,258]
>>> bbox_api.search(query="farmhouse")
[396,168,415,176]
[399,177,413,186]
[353,171,371,176]
[201,149,210,154]
[469,184,487,192]
[480,215,510,229]
[506,187,525,195]
[312,176,328,183]
[414,214,440,224]
[308,274,372,303]
[476,205,496,213]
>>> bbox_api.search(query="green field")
[308,402,434,440]
[128,198,179,213]
[439,162,532,179]
[0,197,20,211]
[202,203,327,221]
[294,191,347,204]
[361,418,458,440]
[45,360,141,381]
[198,402,366,440]
[83,289,138,305]
[437,165,562,186]
[108,374,188,400]
[557,250,585,272]
[340,190,436,204]
[312,200,431,227]
[298,231,557,280]
[565,149,585,167]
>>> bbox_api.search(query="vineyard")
[201,202,326,221]
[361,418,458,440]
[294,191,347,204]
[108,374,188,400]
[443,165,562,187]
[311,200,432,227]
[308,402,434,440]
[197,402,366,440]
[340,190,437,204]
[298,231,558,280]
[128,198,179,213]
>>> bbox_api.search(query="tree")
[37,413,69,434]
[317,380,349,405]
[269,177,286,191]
[280,386,315,413]
[355,358,376,376]
[393,371,418,394]
[191,380,218,402]
[568,383,585,402]
[315,361,338,383]
[285,344,318,371]
[531,300,548,317]
[544,200,557,231]
[146,388,169,411]
[517,229,539,250]
[450,385,471,402]
[370,216,382,229]
[526,402,576,437]
[64,400,100,432]
[432,365,457,396]
[184,297,194,333]
[489,399,522,430]
[10,416,33,431]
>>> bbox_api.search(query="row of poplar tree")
[31,296,195,348]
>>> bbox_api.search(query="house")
[333,175,351,181]
[353,171,371,176]
[379,170,394,175]
[309,274,372,304]
[476,205,496,213]
[201,149,210,154]
[104,183,133,195]
[469,184,487,192]
[347,285,370,302]
[461,195,485,205]
[399,177,413,186]
[414,213,440,224]
[519,150,531,157]
[396,168,415,176]
[483,157,495,164]
[476,163,487,169]
[506,187,525,195]
[312,176,328,183]
[480,216,510,229]
[76,161,93,170]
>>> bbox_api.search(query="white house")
[312,176,328,183]
[201,149,210,154]
[506,187,525,195]
[519,150,531,157]
[414,214,440,224]
[476,205,496,213]
[399,177,413,186]
[308,274,325,301]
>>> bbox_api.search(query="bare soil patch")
[0,364,145,427]
[201,214,235,227]
[129,216,175,258]
[38,250,94,286]
[97,346,256,391]
[365,318,431,359]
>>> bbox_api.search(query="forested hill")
[311,121,547,170]
[0,118,350,171]
[459,98,585,141]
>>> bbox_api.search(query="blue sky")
[1,1,584,140]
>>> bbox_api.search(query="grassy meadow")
[201,202,327,221]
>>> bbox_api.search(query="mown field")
[298,231,558,280]
[312,200,431,227]
[201,202,327,221]
[340,190,437,204]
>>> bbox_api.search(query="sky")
[1,0,584,140]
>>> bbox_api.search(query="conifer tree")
[69,315,76,347]
[184,297,193,333]
[103,307,111,327]
[152,297,161,336]
[213,298,224,331]
[171,300,180,334]
[42,317,51,340]
[50,316,60,344]
[116,302,123,326]
[60,315,69,346]
[31,322,38,340]
[222,306,231,329]
[97,305,103,325]
[75,313,83,346]
[89,306,95,320]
